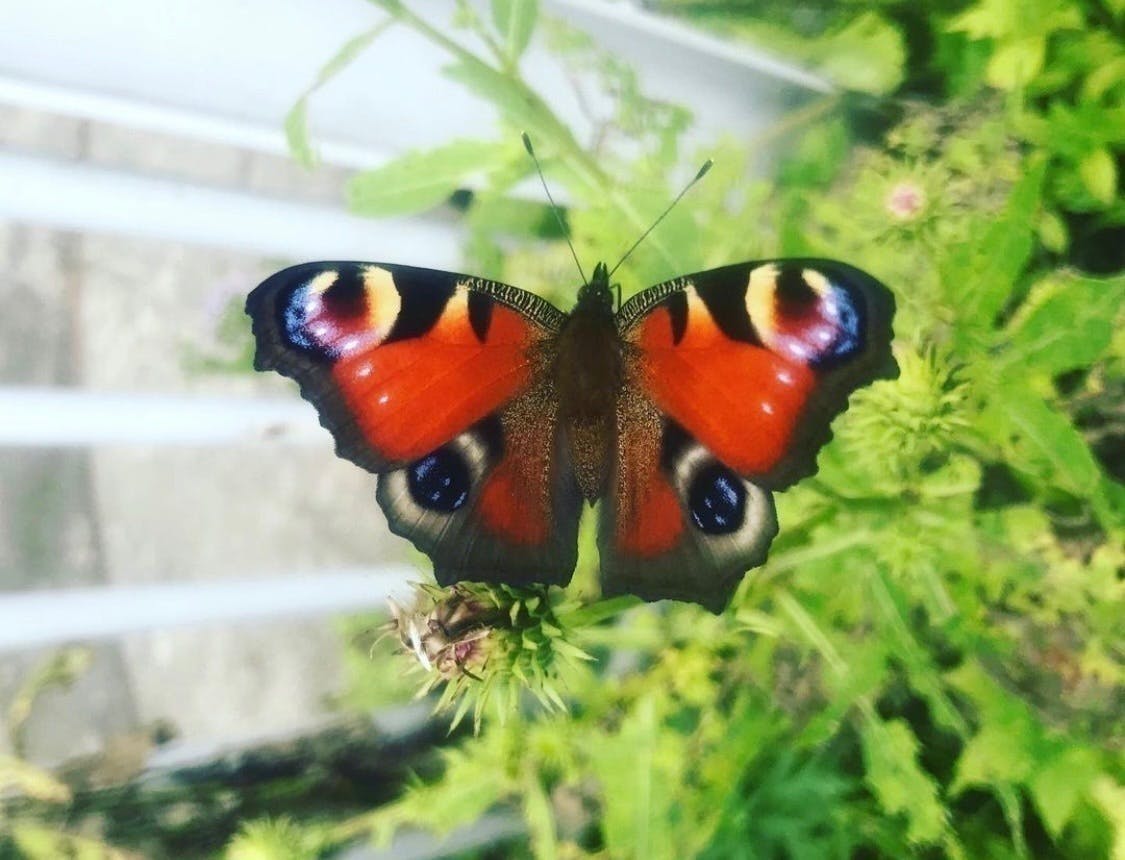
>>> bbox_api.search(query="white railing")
[0,569,415,652]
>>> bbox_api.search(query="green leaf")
[1078,147,1118,205]
[1029,747,1101,839]
[348,139,511,216]
[1090,778,1125,860]
[986,37,1045,88]
[998,273,1125,375]
[947,0,1019,39]
[443,59,555,142]
[984,384,1103,497]
[12,826,131,860]
[953,724,1034,793]
[284,101,314,169]
[947,0,1082,39]
[468,194,555,238]
[285,22,392,167]
[0,754,72,802]
[1082,55,1125,101]
[816,13,905,95]
[589,695,685,859]
[522,767,559,860]
[861,718,947,844]
[491,0,539,62]
[944,157,1046,335]
[1034,208,1068,253]
[944,660,1062,853]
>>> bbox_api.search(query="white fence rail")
[0,569,414,653]
[0,387,322,447]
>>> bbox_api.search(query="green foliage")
[348,138,524,217]
[0,651,133,859]
[224,817,325,860]
[654,0,1125,254]
[239,2,1124,858]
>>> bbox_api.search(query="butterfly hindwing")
[375,377,583,589]
[247,261,581,587]
[601,259,896,610]
[599,386,778,613]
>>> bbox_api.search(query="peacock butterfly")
[246,250,896,612]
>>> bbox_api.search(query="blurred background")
[1,1,1122,858]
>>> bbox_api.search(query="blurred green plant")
[260,0,1124,857]
[652,0,1125,266]
[0,649,138,859]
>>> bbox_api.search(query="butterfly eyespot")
[687,462,746,535]
[279,266,400,361]
[746,264,865,367]
[407,448,471,513]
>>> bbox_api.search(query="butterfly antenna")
[608,159,713,278]
[521,132,588,285]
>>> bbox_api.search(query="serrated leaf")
[1079,148,1117,205]
[985,385,1103,498]
[589,695,684,858]
[1029,747,1101,839]
[347,139,508,216]
[944,158,1045,335]
[999,273,1125,374]
[491,0,539,62]
[952,725,1034,792]
[862,719,946,844]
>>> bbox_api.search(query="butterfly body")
[551,262,625,501]
[247,257,895,612]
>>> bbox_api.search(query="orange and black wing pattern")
[247,262,582,588]
[600,259,896,611]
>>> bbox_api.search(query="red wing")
[598,259,895,612]
[247,261,565,472]
[618,259,896,489]
[376,384,582,589]
[248,262,581,587]
[598,386,777,613]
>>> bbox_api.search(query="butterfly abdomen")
[553,298,624,501]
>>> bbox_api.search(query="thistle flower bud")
[388,585,499,680]
[383,582,611,731]
[885,180,926,221]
